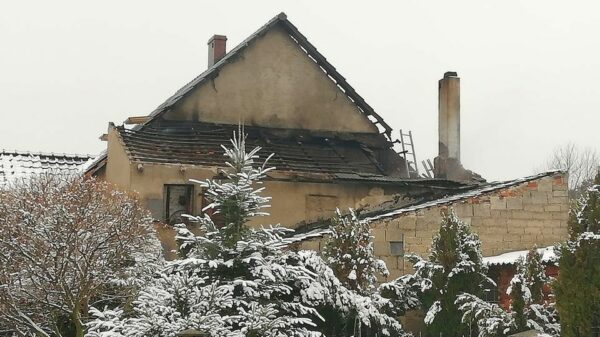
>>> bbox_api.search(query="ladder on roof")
[398,129,419,178]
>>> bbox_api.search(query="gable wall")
[105,128,132,190]
[165,26,378,133]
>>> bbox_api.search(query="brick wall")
[371,173,569,280]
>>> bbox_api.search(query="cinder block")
[453,203,474,217]
[511,210,534,219]
[552,212,569,220]
[473,204,491,217]
[380,255,399,270]
[553,190,568,197]
[530,212,554,220]
[490,197,507,210]
[502,233,523,242]
[372,228,387,242]
[530,191,549,204]
[397,216,417,230]
[506,197,524,210]
[537,178,553,192]
[386,228,404,241]
[374,242,390,256]
[524,204,544,212]
[552,227,568,235]
[550,196,568,205]
[524,226,543,234]
[544,204,561,212]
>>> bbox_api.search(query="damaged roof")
[115,120,402,178]
[0,150,94,188]
[87,13,402,176]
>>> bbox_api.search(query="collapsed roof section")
[113,120,409,180]
[0,150,93,188]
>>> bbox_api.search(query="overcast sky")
[1,1,598,181]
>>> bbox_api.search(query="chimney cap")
[444,71,458,78]
[208,35,227,44]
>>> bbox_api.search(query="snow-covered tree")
[508,264,529,332]
[0,175,161,337]
[523,248,546,305]
[408,208,491,337]
[456,293,515,337]
[321,209,420,334]
[88,132,412,337]
[554,172,600,337]
[322,209,388,295]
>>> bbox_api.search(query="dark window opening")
[483,283,499,304]
[164,184,193,225]
[390,239,404,256]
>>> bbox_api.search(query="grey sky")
[1,0,598,181]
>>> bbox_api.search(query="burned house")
[85,13,472,230]
[82,11,569,290]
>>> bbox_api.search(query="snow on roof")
[0,150,94,188]
[483,246,557,266]
[365,170,564,222]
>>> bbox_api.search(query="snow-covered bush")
[407,208,491,337]
[0,175,161,337]
[554,172,600,337]
[87,132,412,337]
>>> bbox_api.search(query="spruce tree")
[88,132,412,337]
[408,208,490,337]
[322,209,388,295]
[554,172,600,337]
[508,261,529,332]
[523,247,546,305]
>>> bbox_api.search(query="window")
[483,283,499,304]
[390,239,404,256]
[164,184,193,225]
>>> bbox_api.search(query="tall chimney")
[433,71,463,180]
[207,35,227,68]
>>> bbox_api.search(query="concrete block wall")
[372,173,569,280]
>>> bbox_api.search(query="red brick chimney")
[207,35,227,68]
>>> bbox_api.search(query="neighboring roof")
[114,121,396,177]
[81,149,107,176]
[142,12,392,136]
[483,246,557,266]
[0,150,94,188]
[365,170,565,221]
